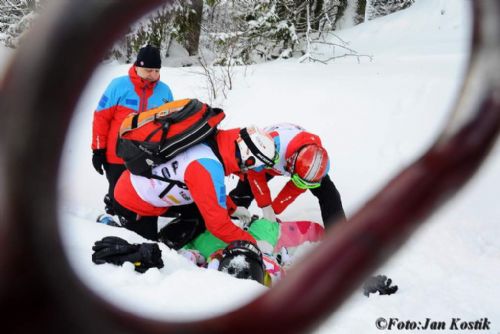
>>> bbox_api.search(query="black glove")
[92,236,164,273]
[92,149,108,175]
[363,274,398,297]
[103,194,116,216]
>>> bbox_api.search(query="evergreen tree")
[108,2,181,63]
[366,0,415,20]
[174,0,203,56]
[108,0,204,62]
[202,0,350,64]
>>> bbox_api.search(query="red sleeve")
[247,170,272,208]
[226,195,237,215]
[114,171,168,217]
[184,161,256,244]
[91,107,114,150]
[271,180,306,214]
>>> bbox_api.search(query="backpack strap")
[150,136,222,199]
[157,106,224,160]
[144,120,168,142]
[119,99,193,137]
[203,134,223,165]
[149,174,188,198]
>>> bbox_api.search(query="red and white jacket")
[247,123,327,214]
[114,129,257,244]
[91,66,173,164]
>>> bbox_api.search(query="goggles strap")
[292,173,321,190]
[240,128,274,167]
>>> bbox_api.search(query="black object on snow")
[363,274,398,297]
[92,236,163,273]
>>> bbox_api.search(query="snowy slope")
[30,0,500,332]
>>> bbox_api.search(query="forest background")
[1,0,415,67]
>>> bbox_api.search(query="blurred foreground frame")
[0,0,499,333]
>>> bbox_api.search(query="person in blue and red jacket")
[229,123,346,229]
[113,126,278,253]
[91,45,174,215]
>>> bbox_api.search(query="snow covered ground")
[2,0,497,332]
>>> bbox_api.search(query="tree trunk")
[356,0,367,24]
[311,0,324,31]
[184,0,203,56]
[295,0,308,34]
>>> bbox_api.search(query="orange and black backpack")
[116,98,225,177]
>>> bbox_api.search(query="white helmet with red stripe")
[237,126,277,170]
[287,145,329,188]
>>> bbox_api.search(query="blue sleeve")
[195,158,226,208]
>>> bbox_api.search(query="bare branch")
[300,52,373,64]
[310,40,359,54]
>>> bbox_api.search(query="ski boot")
[96,213,121,227]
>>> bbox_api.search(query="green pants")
[183,218,279,258]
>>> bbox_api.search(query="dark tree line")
[1,0,415,64]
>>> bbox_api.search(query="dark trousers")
[229,174,346,229]
[309,175,346,227]
[113,200,159,241]
[103,163,126,214]
[158,205,207,249]
[113,200,206,247]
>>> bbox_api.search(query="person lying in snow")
[229,123,347,229]
[91,217,397,294]
[92,217,287,286]
[177,217,287,287]
[179,218,397,293]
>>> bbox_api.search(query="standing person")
[91,45,174,216]
[113,126,278,253]
[229,123,346,228]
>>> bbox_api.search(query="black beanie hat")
[135,45,161,68]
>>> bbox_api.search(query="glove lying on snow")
[92,236,163,273]
[363,274,398,297]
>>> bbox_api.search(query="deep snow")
[2,0,497,332]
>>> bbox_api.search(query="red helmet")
[288,145,329,184]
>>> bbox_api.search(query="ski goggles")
[291,173,321,190]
